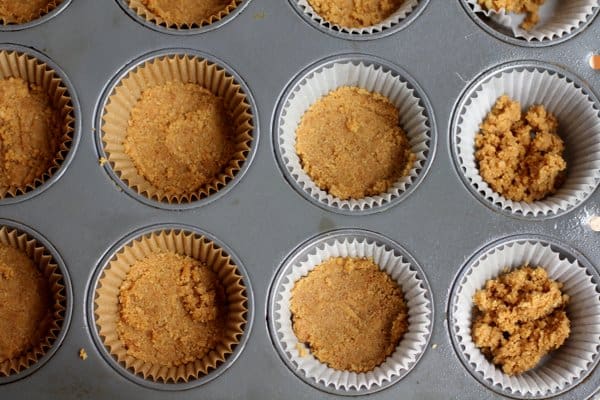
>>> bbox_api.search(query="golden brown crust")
[472,266,570,375]
[117,252,226,367]
[295,86,415,200]
[290,257,408,372]
[124,81,236,198]
[140,0,235,25]
[475,95,566,203]
[0,243,52,363]
[307,0,405,28]
[477,0,546,30]
[0,0,56,24]
[0,77,62,192]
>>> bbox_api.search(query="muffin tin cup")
[462,0,599,45]
[0,44,79,204]
[274,54,435,215]
[448,234,600,399]
[450,61,600,220]
[88,224,253,390]
[0,219,72,384]
[97,48,257,210]
[290,0,428,39]
[0,0,71,31]
[465,0,598,42]
[268,229,433,395]
[117,0,251,35]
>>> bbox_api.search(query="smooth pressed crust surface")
[0,77,62,192]
[295,86,415,200]
[0,243,52,362]
[124,81,236,197]
[475,95,566,203]
[117,252,226,367]
[472,266,570,375]
[290,257,408,373]
[140,0,234,25]
[306,0,405,27]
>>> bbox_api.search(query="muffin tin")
[0,0,599,399]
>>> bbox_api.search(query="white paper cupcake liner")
[450,237,600,398]
[466,0,598,42]
[295,0,421,35]
[453,63,600,218]
[277,56,433,213]
[272,231,432,392]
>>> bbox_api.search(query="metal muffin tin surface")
[0,0,598,399]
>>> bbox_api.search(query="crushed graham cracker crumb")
[472,266,570,375]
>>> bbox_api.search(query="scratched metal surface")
[0,0,598,399]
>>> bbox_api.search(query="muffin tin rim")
[448,59,600,221]
[266,227,435,396]
[459,0,600,48]
[446,232,600,400]
[84,222,256,391]
[286,0,431,41]
[0,218,74,386]
[0,0,73,32]
[93,47,260,211]
[0,43,82,206]
[114,0,253,36]
[271,52,438,216]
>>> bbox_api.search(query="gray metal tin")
[0,218,73,385]
[85,223,255,391]
[0,43,81,206]
[0,0,598,399]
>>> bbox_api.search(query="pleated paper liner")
[276,56,433,213]
[0,225,67,377]
[94,229,248,383]
[449,237,600,398]
[100,54,253,205]
[294,0,421,36]
[465,0,598,42]
[0,1,62,25]
[271,231,432,393]
[0,49,75,200]
[453,63,600,218]
[124,0,241,30]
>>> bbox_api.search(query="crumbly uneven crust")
[117,252,226,367]
[0,77,62,191]
[124,81,235,197]
[307,0,405,28]
[472,266,570,375]
[295,86,415,200]
[0,0,54,24]
[140,0,234,25]
[477,0,546,30]
[475,95,566,203]
[290,257,408,373]
[0,243,52,362]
